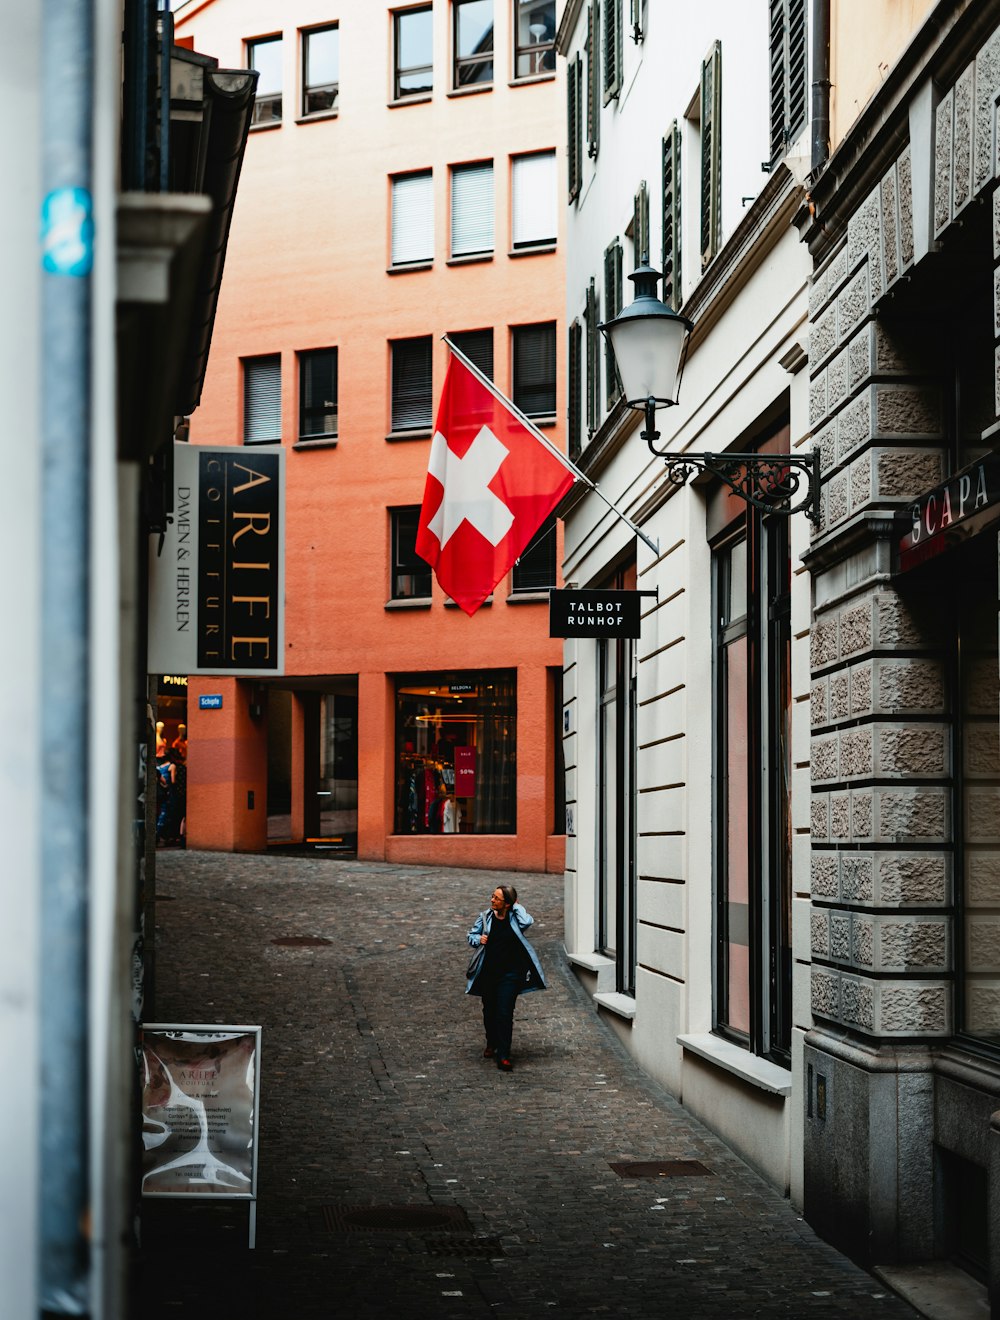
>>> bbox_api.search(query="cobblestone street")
[136,852,918,1319]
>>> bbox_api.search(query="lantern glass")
[603,311,688,407]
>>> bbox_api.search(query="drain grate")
[271,936,331,947]
[425,1236,505,1259]
[610,1160,713,1178]
[321,1204,472,1234]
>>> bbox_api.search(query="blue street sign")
[199,694,223,710]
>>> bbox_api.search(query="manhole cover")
[425,1236,505,1259]
[609,1160,713,1178]
[271,936,331,947]
[321,1204,472,1233]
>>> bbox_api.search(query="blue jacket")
[466,903,547,995]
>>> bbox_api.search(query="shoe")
[497,1057,513,1071]
[483,1046,495,1059]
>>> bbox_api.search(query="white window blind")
[512,151,556,248]
[391,171,434,266]
[451,162,494,257]
[244,356,281,444]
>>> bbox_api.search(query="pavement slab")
[134,852,920,1319]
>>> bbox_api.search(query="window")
[395,670,517,834]
[243,355,281,444]
[451,161,494,258]
[513,0,555,78]
[394,5,433,100]
[632,179,649,266]
[597,560,637,993]
[449,328,493,379]
[568,318,582,460]
[512,515,557,592]
[512,322,556,418]
[700,40,722,268]
[248,36,283,125]
[390,336,433,432]
[661,120,682,310]
[584,277,600,432]
[391,170,434,267]
[603,238,623,408]
[769,0,807,166]
[302,25,338,116]
[512,151,557,250]
[713,489,792,1065]
[453,0,493,87]
[567,52,583,201]
[586,3,600,158]
[602,0,622,104]
[299,349,337,440]
[390,507,432,599]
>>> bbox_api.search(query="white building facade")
[556,0,816,1197]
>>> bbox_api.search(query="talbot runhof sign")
[549,589,643,638]
[148,443,285,676]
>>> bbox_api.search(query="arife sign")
[549,589,644,638]
[898,451,1000,572]
[148,443,285,676]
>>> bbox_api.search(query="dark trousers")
[480,970,522,1059]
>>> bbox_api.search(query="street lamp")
[600,261,820,523]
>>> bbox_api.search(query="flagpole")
[441,336,660,556]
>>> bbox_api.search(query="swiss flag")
[416,354,575,615]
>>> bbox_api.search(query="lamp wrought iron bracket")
[641,401,820,523]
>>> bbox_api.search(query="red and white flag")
[416,352,575,615]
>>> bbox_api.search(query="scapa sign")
[549,589,643,638]
[148,443,285,676]
[899,452,1000,572]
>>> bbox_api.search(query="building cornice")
[797,0,988,262]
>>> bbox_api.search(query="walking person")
[466,885,546,1071]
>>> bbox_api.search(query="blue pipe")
[39,0,94,1312]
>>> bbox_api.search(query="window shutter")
[603,239,623,408]
[587,3,600,159]
[391,337,433,431]
[769,0,807,166]
[449,328,493,380]
[603,0,622,103]
[451,161,494,257]
[584,277,599,432]
[513,152,557,249]
[632,179,649,265]
[568,319,583,460]
[391,171,434,266]
[700,41,722,269]
[630,0,642,42]
[244,356,281,444]
[567,56,581,202]
[513,323,557,417]
[661,120,682,310]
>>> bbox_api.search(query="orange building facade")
[173,0,566,872]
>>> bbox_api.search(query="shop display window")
[395,670,516,834]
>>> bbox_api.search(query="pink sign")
[454,746,476,797]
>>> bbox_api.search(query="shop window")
[302,25,339,116]
[298,348,337,440]
[448,327,493,380]
[248,35,283,125]
[713,510,792,1065]
[395,671,516,834]
[243,355,281,444]
[512,515,556,592]
[454,0,493,88]
[512,321,556,418]
[390,507,432,599]
[390,336,433,432]
[513,0,555,78]
[451,160,494,258]
[391,169,434,267]
[394,5,433,100]
[511,151,557,250]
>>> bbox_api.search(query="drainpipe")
[38,0,94,1311]
[811,0,832,174]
